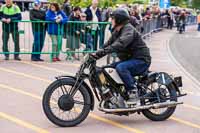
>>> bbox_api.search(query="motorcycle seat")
[103,65,149,78]
[133,70,149,78]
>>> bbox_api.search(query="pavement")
[0,23,200,133]
[170,27,200,84]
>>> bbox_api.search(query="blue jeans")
[86,33,94,50]
[198,24,200,31]
[112,59,150,91]
[31,31,46,59]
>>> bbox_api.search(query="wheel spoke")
[74,100,85,105]
[60,85,71,95]
[57,89,61,98]
[51,97,58,103]
[72,107,79,118]
[50,105,59,109]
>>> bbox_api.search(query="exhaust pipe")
[99,101,183,113]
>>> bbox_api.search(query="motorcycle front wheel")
[42,78,91,127]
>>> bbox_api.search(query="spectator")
[62,0,71,16]
[130,9,140,28]
[102,7,112,22]
[142,7,151,20]
[46,3,68,62]
[79,13,93,51]
[197,12,200,31]
[152,7,160,18]
[166,9,174,29]
[66,6,81,60]
[0,0,22,61]
[159,9,167,27]
[30,0,46,61]
[85,0,102,49]
[68,6,81,21]
[85,1,101,28]
[178,11,186,31]
[167,10,175,29]
[62,0,71,39]
[101,7,113,44]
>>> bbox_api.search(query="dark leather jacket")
[104,23,151,64]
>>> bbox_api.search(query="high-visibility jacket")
[0,4,22,32]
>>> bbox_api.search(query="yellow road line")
[19,61,71,75]
[49,62,80,67]
[0,112,49,133]
[89,113,144,133]
[171,117,200,129]
[0,84,42,100]
[184,91,194,95]
[0,83,144,133]
[15,61,80,68]
[2,82,200,132]
[0,67,51,83]
[1,63,200,131]
[183,104,200,111]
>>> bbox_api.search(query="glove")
[95,49,106,59]
[56,18,61,23]
[103,44,109,49]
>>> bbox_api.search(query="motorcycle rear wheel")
[142,83,177,121]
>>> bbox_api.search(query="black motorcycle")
[42,54,186,127]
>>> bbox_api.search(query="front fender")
[56,75,95,111]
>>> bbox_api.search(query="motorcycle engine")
[97,72,113,98]
[98,72,122,107]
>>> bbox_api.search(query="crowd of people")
[0,0,198,62]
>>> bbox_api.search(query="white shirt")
[90,6,98,30]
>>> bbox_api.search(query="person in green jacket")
[0,0,22,61]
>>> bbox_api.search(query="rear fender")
[56,76,95,111]
[148,72,180,93]
[156,72,174,86]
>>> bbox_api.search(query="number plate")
[174,76,183,87]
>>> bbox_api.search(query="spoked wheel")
[142,82,177,121]
[42,78,91,127]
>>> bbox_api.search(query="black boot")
[127,87,140,105]
[5,56,9,60]
[14,56,21,61]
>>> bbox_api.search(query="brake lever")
[89,53,98,60]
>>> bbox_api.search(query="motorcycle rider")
[94,8,151,105]
[178,11,186,32]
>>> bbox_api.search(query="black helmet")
[111,8,130,25]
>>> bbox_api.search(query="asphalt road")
[0,12,200,133]
[170,27,200,83]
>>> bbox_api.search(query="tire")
[42,78,91,127]
[142,83,177,121]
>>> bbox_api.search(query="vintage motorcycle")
[42,54,186,127]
